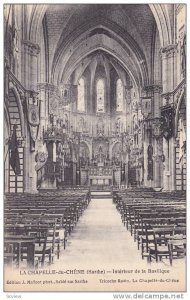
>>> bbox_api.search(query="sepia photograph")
[3,2,187,294]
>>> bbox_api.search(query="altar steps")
[90,191,112,199]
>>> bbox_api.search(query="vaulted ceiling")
[42,4,158,87]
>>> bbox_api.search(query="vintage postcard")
[3,3,187,293]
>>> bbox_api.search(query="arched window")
[96,79,105,113]
[116,79,123,111]
[77,78,85,111]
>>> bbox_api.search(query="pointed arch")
[149,4,172,47]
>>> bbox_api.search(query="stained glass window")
[96,79,105,113]
[116,79,123,111]
[77,78,85,111]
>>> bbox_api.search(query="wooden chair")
[4,243,14,267]
[168,229,186,265]
[148,228,174,263]
[141,225,154,259]
[34,228,52,267]
[148,237,169,262]
[5,236,35,269]
[43,221,60,262]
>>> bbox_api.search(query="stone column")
[143,124,149,188]
[153,85,162,117]
[162,138,170,190]
[37,84,48,143]
[21,40,40,90]
[152,85,162,189]
[160,44,177,96]
[141,85,162,189]
[169,137,176,190]
[20,40,40,193]
[153,140,161,189]
[160,45,177,190]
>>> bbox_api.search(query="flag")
[9,124,21,175]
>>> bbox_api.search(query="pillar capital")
[22,40,40,56]
[160,44,177,59]
[143,84,162,94]
[141,85,162,99]
[37,83,59,94]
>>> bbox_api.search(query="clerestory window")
[96,79,105,113]
[77,78,85,112]
[116,79,123,111]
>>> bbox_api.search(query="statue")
[35,152,48,188]
[97,146,104,163]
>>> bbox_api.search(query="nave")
[53,191,186,269]
[5,189,186,269]
[4,4,186,195]
[52,193,147,267]
[4,4,187,292]
[4,189,186,291]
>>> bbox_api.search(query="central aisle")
[47,196,185,292]
[55,197,147,268]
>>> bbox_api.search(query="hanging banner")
[26,96,40,143]
[28,103,40,126]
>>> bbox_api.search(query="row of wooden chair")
[113,190,186,265]
[4,190,90,269]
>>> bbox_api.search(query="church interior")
[4,4,187,283]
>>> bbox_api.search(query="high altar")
[89,166,113,185]
[88,144,112,185]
